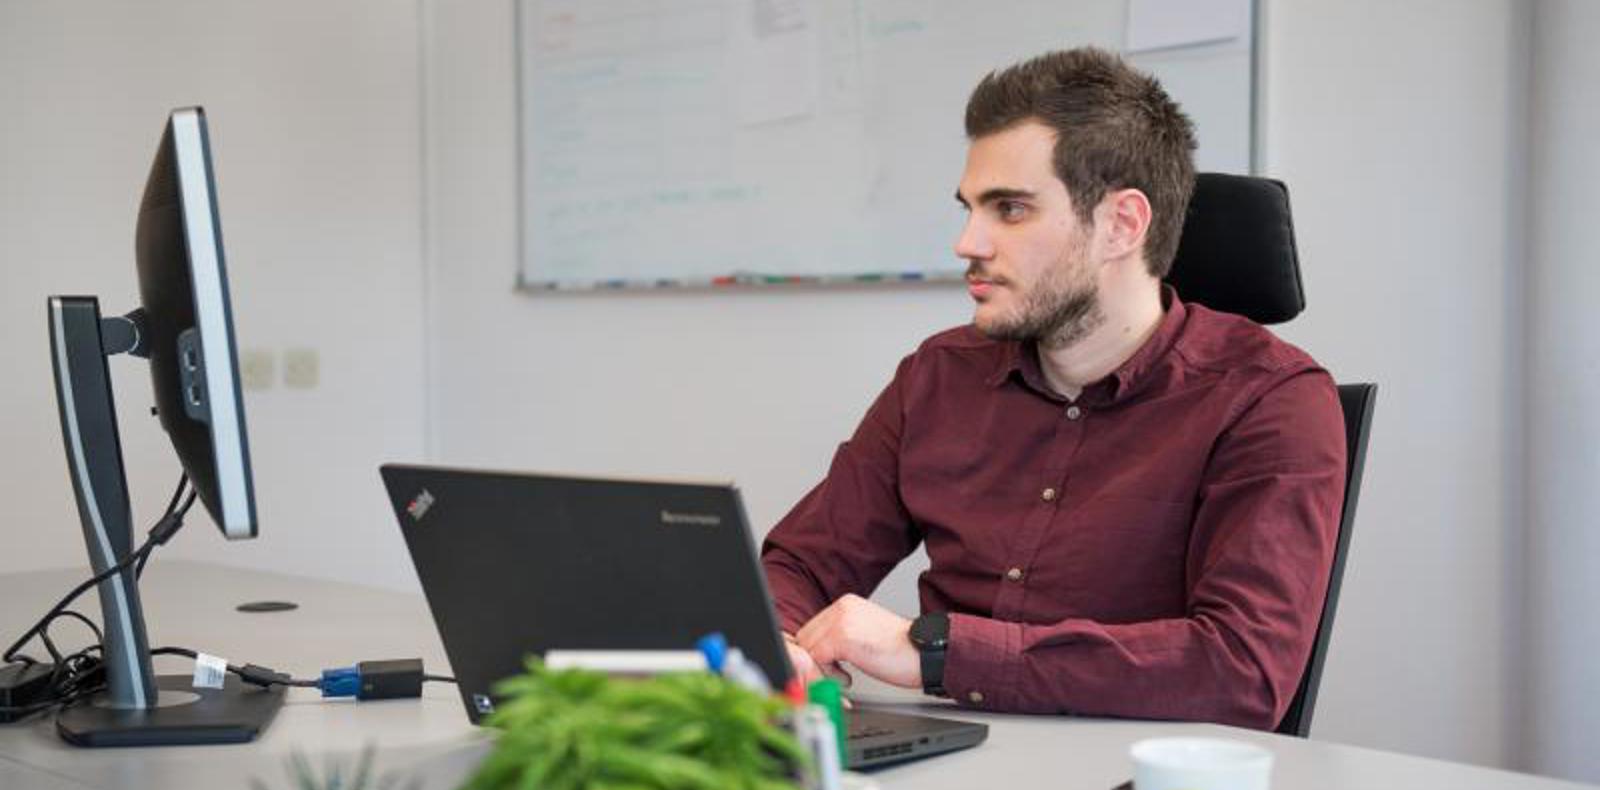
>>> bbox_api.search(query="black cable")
[0,643,105,721]
[150,647,456,690]
[6,617,96,670]
[49,645,103,698]
[135,477,192,579]
[29,608,104,668]
[150,646,319,689]
[137,487,195,579]
[134,486,193,578]
[4,474,190,665]
[3,546,150,665]
[2,474,191,721]
[35,626,63,665]
[34,613,104,691]
[45,610,104,648]
[0,683,101,719]
[158,474,187,523]
[4,471,454,717]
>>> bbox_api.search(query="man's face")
[954,121,1104,349]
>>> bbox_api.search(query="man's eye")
[998,201,1027,221]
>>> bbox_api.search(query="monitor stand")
[57,676,284,747]
[48,296,285,746]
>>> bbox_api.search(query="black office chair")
[1166,173,1377,738]
[1276,382,1375,736]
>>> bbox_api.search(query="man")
[760,48,1346,730]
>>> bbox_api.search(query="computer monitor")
[46,106,282,746]
[135,106,257,540]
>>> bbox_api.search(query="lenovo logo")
[406,489,436,522]
[659,510,721,526]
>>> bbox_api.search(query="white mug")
[1130,736,1273,790]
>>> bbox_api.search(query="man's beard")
[974,258,1105,350]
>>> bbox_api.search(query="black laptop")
[379,464,988,770]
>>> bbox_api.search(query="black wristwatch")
[908,612,950,697]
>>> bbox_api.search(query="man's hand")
[794,594,920,689]
[783,632,824,686]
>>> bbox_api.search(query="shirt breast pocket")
[1039,496,1194,622]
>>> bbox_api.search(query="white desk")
[0,562,1591,790]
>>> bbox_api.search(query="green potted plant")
[461,657,807,790]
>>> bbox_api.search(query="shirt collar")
[986,285,1188,404]
[985,339,1025,389]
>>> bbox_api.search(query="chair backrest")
[1168,173,1375,737]
[1166,173,1306,326]
[1273,382,1377,736]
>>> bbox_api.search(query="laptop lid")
[380,463,792,716]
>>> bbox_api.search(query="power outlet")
[239,349,275,391]
[282,347,320,390]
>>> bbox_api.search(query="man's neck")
[1037,283,1165,400]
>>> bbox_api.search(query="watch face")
[911,613,949,649]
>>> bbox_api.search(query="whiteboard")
[515,0,1257,291]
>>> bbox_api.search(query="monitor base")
[57,674,285,747]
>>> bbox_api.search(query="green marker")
[807,677,848,765]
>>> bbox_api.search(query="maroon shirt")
[761,291,1346,729]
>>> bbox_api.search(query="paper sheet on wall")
[735,0,818,125]
[1126,0,1250,53]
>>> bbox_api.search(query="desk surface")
[0,562,1590,790]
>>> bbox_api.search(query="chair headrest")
[1165,172,1305,325]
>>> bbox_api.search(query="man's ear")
[1096,188,1153,262]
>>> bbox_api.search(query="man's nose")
[954,216,992,261]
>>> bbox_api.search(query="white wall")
[0,0,427,589]
[423,0,1531,773]
[1259,0,1526,770]
[1525,0,1600,781]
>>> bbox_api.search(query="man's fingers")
[822,662,854,688]
[794,615,826,650]
[795,618,837,663]
[784,637,824,686]
[786,637,852,700]
[795,662,823,686]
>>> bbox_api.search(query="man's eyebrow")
[955,187,1037,208]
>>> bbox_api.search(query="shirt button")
[1065,405,1083,420]
[1041,487,1057,502]
[968,690,985,704]
[1006,567,1025,582]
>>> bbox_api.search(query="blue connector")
[318,659,424,700]
[319,665,361,698]
[696,633,729,673]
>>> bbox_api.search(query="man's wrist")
[908,612,950,696]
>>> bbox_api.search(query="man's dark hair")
[965,47,1197,277]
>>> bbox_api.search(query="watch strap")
[910,612,950,697]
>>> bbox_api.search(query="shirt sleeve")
[761,356,924,634]
[942,368,1347,730]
